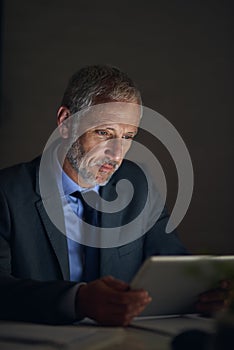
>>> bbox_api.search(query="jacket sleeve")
[0,271,80,324]
[0,186,80,325]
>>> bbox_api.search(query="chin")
[97,180,110,187]
[95,172,115,187]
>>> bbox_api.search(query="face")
[63,102,141,187]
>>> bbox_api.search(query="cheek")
[83,142,106,159]
[123,141,132,154]
[81,139,132,160]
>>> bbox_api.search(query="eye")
[95,130,109,137]
[122,134,134,140]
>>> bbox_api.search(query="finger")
[101,276,130,291]
[94,304,140,326]
[196,300,226,316]
[199,289,228,303]
[122,298,152,325]
[220,280,229,289]
[126,290,152,304]
[109,289,150,305]
[220,279,232,289]
[88,289,152,326]
[101,301,150,326]
[110,295,151,314]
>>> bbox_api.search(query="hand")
[196,280,234,316]
[76,275,152,326]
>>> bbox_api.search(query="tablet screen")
[130,255,234,316]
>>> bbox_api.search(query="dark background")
[1,0,233,254]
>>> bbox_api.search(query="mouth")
[99,163,115,173]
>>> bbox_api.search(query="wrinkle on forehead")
[70,102,141,139]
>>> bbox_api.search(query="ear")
[57,106,71,139]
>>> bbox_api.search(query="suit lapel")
[35,154,70,281]
[35,199,70,280]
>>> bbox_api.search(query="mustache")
[90,158,119,169]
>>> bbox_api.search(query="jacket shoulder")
[0,156,41,192]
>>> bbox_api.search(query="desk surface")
[0,316,215,350]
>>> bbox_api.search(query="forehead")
[74,102,141,136]
[89,122,138,133]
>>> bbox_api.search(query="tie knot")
[70,191,84,200]
[70,191,97,225]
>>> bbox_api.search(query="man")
[0,65,230,326]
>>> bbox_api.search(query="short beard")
[66,141,84,173]
[66,141,119,187]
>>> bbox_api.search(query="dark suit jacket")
[0,153,188,324]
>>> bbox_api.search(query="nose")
[104,138,123,162]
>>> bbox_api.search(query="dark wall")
[1,0,234,254]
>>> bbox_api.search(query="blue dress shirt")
[53,146,99,282]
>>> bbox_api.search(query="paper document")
[0,321,125,350]
[131,314,215,337]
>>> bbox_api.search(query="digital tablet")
[130,255,234,316]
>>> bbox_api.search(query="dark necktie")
[71,191,100,282]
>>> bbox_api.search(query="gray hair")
[61,64,141,114]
